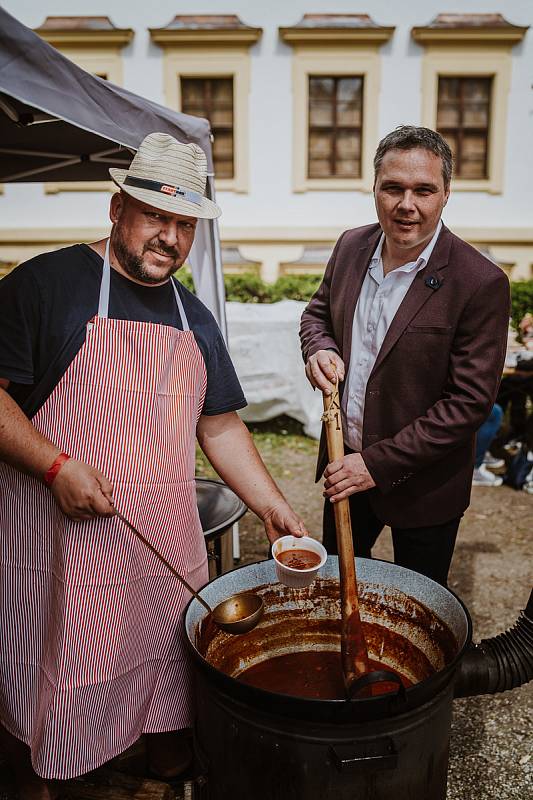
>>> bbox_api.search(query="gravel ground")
[199,418,533,800]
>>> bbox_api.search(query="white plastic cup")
[272,535,327,589]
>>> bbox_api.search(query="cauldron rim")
[185,556,473,720]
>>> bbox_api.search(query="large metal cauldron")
[185,558,532,800]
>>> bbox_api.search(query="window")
[279,14,394,192]
[308,76,363,179]
[181,78,234,179]
[150,15,262,193]
[437,77,492,179]
[412,13,527,193]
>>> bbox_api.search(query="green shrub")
[224,273,274,303]
[178,272,533,327]
[175,271,322,303]
[269,274,323,302]
[510,280,533,337]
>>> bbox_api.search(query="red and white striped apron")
[0,241,208,779]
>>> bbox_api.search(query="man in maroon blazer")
[300,126,510,585]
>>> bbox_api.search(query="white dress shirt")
[342,220,443,451]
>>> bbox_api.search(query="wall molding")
[1,226,532,245]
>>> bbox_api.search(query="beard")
[112,228,181,284]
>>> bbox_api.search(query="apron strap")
[98,238,190,330]
[97,239,112,319]
[171,279,190,332]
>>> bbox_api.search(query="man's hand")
[323,453,376,502]
[305,350,345,395]
[49,459,115,520]
[262,502,309,545]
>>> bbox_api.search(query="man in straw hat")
[0,132,307,798]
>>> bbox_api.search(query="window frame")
[160,48,251,193]
[291,46,381,193]
[180,76,235,180]
[420,47,512,194]
[436,76,492,180]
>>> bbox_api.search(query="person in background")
[473,404,504,487]
[496,313,533,452]
[519,312,533,348]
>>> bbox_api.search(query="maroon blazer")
[300,223,510,527]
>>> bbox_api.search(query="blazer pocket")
[406,325,453,335]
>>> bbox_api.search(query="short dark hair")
[374,126,453,188]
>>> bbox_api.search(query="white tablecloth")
[226,300,323,439]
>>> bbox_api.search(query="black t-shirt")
[0,244,246,419]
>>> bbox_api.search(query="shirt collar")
[370,219,443,276]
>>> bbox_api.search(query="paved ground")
[215,419,533,800]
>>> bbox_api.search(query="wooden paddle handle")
[322,378,369,684]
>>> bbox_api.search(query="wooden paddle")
[322,374,370,690]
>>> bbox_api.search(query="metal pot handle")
[348,669,407,703]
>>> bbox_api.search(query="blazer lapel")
[369,224,453,378]
[342,227,382,368]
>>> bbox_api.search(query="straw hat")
[109,132,221,219]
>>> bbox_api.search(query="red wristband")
[43,453,70,487]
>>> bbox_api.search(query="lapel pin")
[425,275,441,290]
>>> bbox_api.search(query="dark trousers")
[323,490,461,587]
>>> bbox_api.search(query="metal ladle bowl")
[212,592,264,634]
[115,509,264,636]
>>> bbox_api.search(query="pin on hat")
[109,132,221,219]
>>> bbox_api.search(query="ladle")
[322,373,370,689]
[114,509,264,635]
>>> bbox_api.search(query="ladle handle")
[113,508,213,616]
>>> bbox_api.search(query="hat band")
[124,176,202,206]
